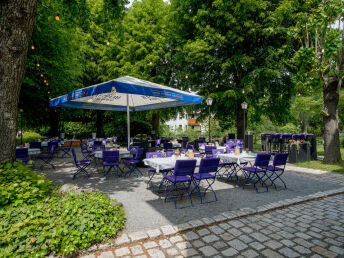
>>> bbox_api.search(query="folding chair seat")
[241,153,271,193]
[39,145,56,169]
[123,148,144,177]
[60,141,73,158]
[163,159,197,209]
[72,148,91,179]
[102,150,121,178]
[191,158,220,204]
[262,153,288,190]
[16,148,29,164]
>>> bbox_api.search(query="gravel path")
[38,150,344,234]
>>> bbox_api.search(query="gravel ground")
[37,149,344,233]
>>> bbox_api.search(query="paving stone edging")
[80,186,344,255]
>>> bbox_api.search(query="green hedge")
[0,192,125,257]
[0,163,125,257]
[16,131,45,145]
[0,163,53,208]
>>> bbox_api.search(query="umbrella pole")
[127,94,130,149]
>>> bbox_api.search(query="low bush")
[0,192,125,257]
[0,163,53,208]
[16,131,45,145]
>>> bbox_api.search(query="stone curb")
[81,186,344,255]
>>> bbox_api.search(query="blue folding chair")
[60,141,73,158]
[263,153,288,190]
[29,141,41,149]
[164,142,173,150]
[165,150,174,157]
[16,148,29,164]
[163,159,197,209]
[123,148,144,177]
[80,142,91,159]
[102,150,121,178]
[38,145,56,169]
[72,148,91,179]
[191,158,220,204]
[241,153,271,193]
[205,146,216,158]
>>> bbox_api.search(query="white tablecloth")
[94,150,130,159]
[217,153,257,165]
[199,146,227,152]
[143,157,201,172]
[173,143,182,148]
[41,142,61,147]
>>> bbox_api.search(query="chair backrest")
[198,142,207,148]
[254,153,271,167]
[187,143,195,151]
[49,145,56,154]
[199,158,220,174]
[48,141,58,151]
[174,159,197,177]
[155,139,161,145]
[103,150,119,162]
[273,153,288,167]
[199,137,206,142]
[226,147,235,154]
[135,148,144,160]
[29,141,41,149]
[166,150,174,157]
[205,146,216,154]
[113,138,117,144]
[182,137,189,142]
[71,148,78,163]
[163,142,173,149]
[226,139,234,144]
[92,144,105,153]
[212,148,224,158]
[80,142,88,151]
[129,145,139,155]
[94,141,103,146]
[146,152,163,159]
[16,148,28,158]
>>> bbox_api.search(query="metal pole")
[208,106,211,143]
[127,94,130,149]
[243,110,246,146]
[20,112,23,145]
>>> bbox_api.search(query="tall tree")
[0,0,127,162]
[168,0,296,140]
[283,0,344,163]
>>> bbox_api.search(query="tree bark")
[323,76,342,164]
[152,112,159,138]
[96,110,104,138]
[0,0,38,162]
[236,104,246,140]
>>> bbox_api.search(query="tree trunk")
[236,104,246,140]
[0,0,38,162]
[96,110,104,138]
[48,109,59,137]
[323,76,342,164]
[152,112,159,138]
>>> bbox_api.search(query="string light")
[185,75,188,79]
[55,14,60,21]
[242,89,245,94]
[36,63,40,67]
[46,83,49,86]
[31,45,35,50]
[280,94,283,97]
[40,74,44,77]
[44,80,47,83]
[48,91,50,94]
[216,84,219,88]
[106,41,110,46]
[149,61,152,65]
[298,93,301,96]
[264,93,266,97]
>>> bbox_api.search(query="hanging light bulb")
[264,93,266,97]
[216,84,219,88]
[55,14,60,21]
[185,74,188,79]
[44,80,47,83]
[298,92,301,96]
[40,74,44,77]
[242,89,245,94]
[280,93,283,97]
[31,45,35,50]
[106,41,110,46]
[48,91,50,94]
[149,61,152,65]
[46,83,49,86]
[36,63,40,67]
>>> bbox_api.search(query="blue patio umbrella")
[49,76,202,147]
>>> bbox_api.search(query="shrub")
[0,163,53,208]
[0,192,125,257]
[16,131,45,145]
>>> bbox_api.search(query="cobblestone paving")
[83,194,344,258]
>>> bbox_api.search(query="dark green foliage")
[16,131,45,145]
[0,163,53,208]
[0,192,125,257]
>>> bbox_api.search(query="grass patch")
[294,160,344,173]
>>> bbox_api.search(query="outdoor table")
[217,152,257,165]
[143,156,201,173]
[41,141,61,147]
[93,150,131,159]
[199,146,227,152]
[172,143,182,148]
[28,148,42,156]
